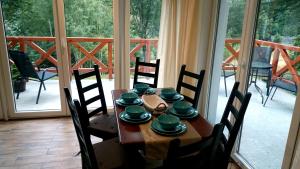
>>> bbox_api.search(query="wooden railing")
[223,39,300,85]
[7,36,300,85]
[6,36,158,79]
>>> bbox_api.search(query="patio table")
[111,89,213,160]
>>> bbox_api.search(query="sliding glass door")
[1,0,65,117]
[210,0,300,168]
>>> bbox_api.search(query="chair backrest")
[176,65,205,108]
[8,50,39,79]
[164,123,225,169]
[252,46,273,63]
[74,65,108,123]
[64,88,98,169]
[133,57,160,88]
[219,82,252,167]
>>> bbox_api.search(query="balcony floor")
[12,77,296,169]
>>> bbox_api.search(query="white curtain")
[157,0,201,88]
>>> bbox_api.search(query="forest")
[1,0,300,68]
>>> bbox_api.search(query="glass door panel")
[238,0,300,168]
[2,1,61,112]
[213,0,246,123]
[129,0,161,87]
[64,0,114,107]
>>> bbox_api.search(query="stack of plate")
[160,93,184,102]
[116,92,143,106]
[119,110,152,124]
[167,107,198,119]
[151,119,187,136]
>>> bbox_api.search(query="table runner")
[139,120,201,160]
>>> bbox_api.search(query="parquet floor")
[0,118,241,169]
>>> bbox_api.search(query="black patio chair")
[64,88,144,169]
[74,64,118,140]
[263,75,298,106]
[133,57,160,88]
[221,63,236,97]
[176,65,205,108]
[8,50,57,104]
[164,82,252,169]
[251,46,273,95]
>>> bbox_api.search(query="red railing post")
[108,42,113,80]
[272,48,280,78]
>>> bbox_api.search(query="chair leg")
[36,81,43,104]
[263,86,274,106]
[42,81,46,90]
[270,87,278,100]
[266,70,271,96]
[16,91,20,99]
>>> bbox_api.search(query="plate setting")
[151,119,187,136]
[167,107,199,119]
[116,98,143,107]
[160,94,184,102]
[119,111,152,124]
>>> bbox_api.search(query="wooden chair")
[176,65,205,108]
[164,82,251,169]
[263,75,297,106]
[133,57,160,88]
[64,88,144,169]
[8,50,57,104]
[221,63,236,97]
[74,65,117,140]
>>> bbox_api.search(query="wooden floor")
[0,118,241,169]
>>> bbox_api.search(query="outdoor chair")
[64,88,144,169]
[133,57,160,88]
[74,64,118,140]
[263,75,298,106]
[221,62,236,97]
[250,46,273,95]
[8,50,57,104]
[163,82,251,169]
[176,65,205,108]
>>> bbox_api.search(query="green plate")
[116,98,143,107]
[167,107,199,119]
[144,88,156,95]
[119,111,152,124]
[132,88,144,95]
[123,112,150,121]
[151,119,187,136]
[160,94,184,102]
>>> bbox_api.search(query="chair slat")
[223,119,233,131]
[85,95,101,105]
[138,62,157,67]
[88,107,104,117]
[235,91,244,102]
[181,82,197,91]
[183,71,201,79]
[82,83,98,93]
[79,71,96,79]
[136,72,156,78]
[229,105,239,119]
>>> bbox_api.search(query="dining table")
[111,88,213,160]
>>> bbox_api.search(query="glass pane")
[64,0,114,107]
[238,0,299,168]
[2,1,61,111]
[215,0,246,123]
[129,0,161,87]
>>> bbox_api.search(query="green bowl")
[134,83,150,93]
[125,105,145,118]
[157,114,180,130]
[173,101,192,114]
[161,88,177,99]
[121,92,138,103]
